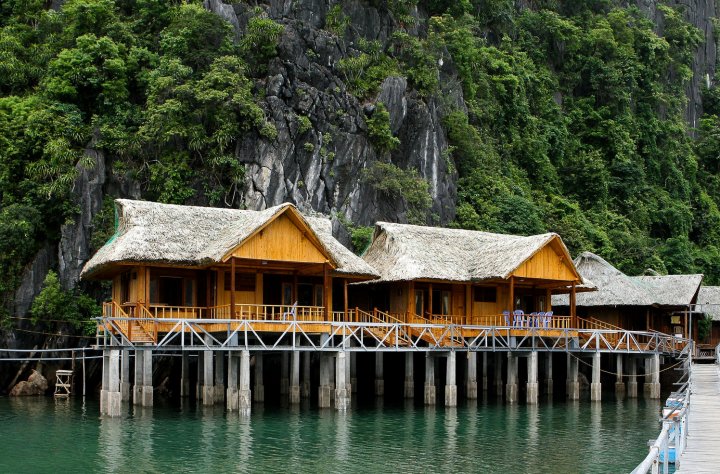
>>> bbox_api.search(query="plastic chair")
[513,309,524,327]
[282,301,298,321]
[529,312,539,327]
[502,310,511,326]
[543,311,553,328]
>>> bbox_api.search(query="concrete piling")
[132,349,143,406]
[506,353,518,403]
[404,352,414,399]
[290,351,301,404]
[482,352,488,392]
[254,352,265,402]
[202,349,214,406]
[280,352,289,396]
[495,354,503,398]
[214,351,225,405]
[628,356,638,398]
[466,352,477,400]
[615,354,625,398]
[644,354,660,399]
[445,352,457,407]
[375,353,384,397]
[107,349,122,417]
[181,352,190,398]
[319,352,332,408]
[239,350,251,416]
[335,351,349,410]
[590,352,601,401]
[567,353,579,400]
[141,349,153,407]
[227,352,239,411]
[526,351,538,404]
[545,353,553,395]
[120,349,130,402]
[424,353,436,405]
[301,352,311,399]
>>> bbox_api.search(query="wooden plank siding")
[229,213,330,264]
[512,241,578,281]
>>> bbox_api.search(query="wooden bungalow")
[354,222,587,329]
[694,287,720,347]
[552,252,703,337]
[81,199,378,341]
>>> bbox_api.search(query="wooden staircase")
[101,302,157,344]
[355,309,411,347]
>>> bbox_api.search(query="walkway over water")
[675,364,720,473]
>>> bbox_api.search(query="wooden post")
[509,276,515,311]
[546,288,552,312]
[684,309,689,339]
[343,279,349,321]
[646,310,650,332]
[323,263,331,321]
[230,258,236,319]
[570,282,576,328]
[428,283,433,318]
[206,270,212,317]
[293,272,298,304]
[407,281,415,320]
[465,284,472,324]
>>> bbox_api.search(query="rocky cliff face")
[635,0,717,128]
[231,0,458,230]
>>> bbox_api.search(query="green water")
[0,396,662,473]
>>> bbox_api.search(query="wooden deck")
[675,364,720,473]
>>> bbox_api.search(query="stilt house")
[81,200,378,342]
[552,252,703,337]
[354,222,586,328]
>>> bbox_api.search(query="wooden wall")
[389,283,409,315]
[230,214,328,263]
[216,271,262,306]
[513,242,577,281]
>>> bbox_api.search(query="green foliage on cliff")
[31,270,99,335]
[363,162,432,224]
[0,0,282,315]
[420,2,718,282]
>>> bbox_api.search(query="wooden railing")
[210,304,326,321]
[102,302,130,338]
[578,317,621,331]
[147,304,206,319]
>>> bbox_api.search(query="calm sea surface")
[0,395,663,473]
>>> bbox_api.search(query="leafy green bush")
[336,39,400,98]
[31,270,99,335]
[297,115,312,134]
[366,102,400,153]
[362,162,431,225]
[325,4,349,37]
[351,226,374,254]
[240,15,284,74]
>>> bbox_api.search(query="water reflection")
[98,417,124,472]
[334,410,350,468]
[0,395,665,474]
[444,407,458,463]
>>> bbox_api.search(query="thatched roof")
[81,200,379,279]
[552,252,702,307]
[360,222,581,284]
[696,287,720,321]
